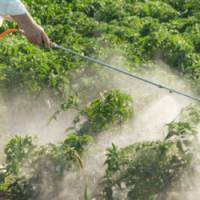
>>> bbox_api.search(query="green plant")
[103,140,192,199]
[1,1,200,199]
[1,133,92,200]
[5,136,35,175]
[80,89,133,134]
[99,105,200,200]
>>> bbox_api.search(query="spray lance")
[1,29,200,102]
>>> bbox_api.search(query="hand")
[12,14,52,48]
[22,23,51,48]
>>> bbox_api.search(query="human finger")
[41,31,51,48]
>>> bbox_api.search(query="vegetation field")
[1,0,200,199]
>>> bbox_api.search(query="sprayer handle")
[0,29,17,39]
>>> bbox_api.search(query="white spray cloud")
[57,59,194,200]
[0,54,197,199]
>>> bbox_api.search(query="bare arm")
[12,13,51,48]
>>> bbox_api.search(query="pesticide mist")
[57,60,196,200]
[1,56,199,200]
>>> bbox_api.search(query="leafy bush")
[161,34,194,72]
[163,0,200,16]
[0,133,92,200]
[103,140,192,200]
[126,1,180,22]
[178,104,200,123]
[166,121,196,140]
[1,0,200,96]
[79,89,133,134]
[1,0,200,199]
[5,136,35,175]
[99,105,200,200]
